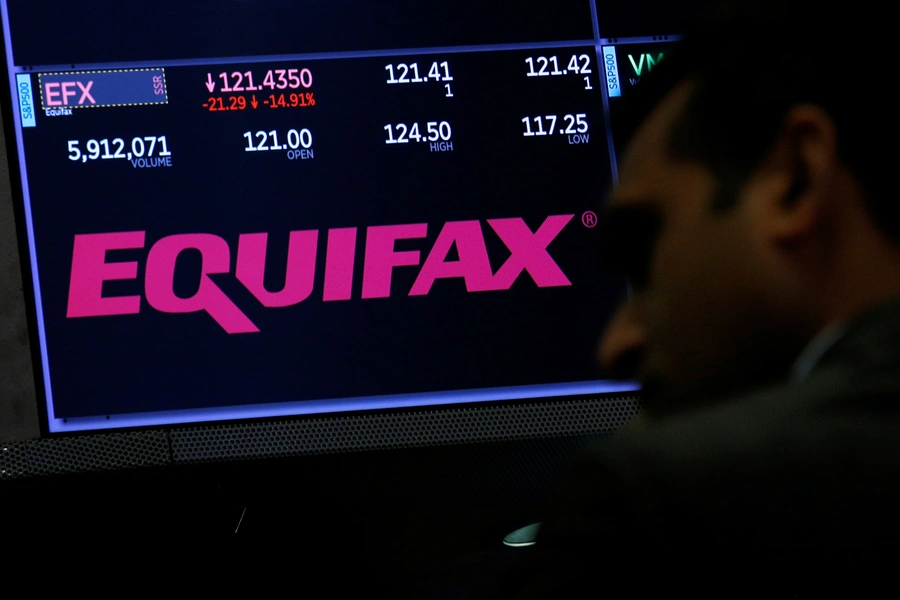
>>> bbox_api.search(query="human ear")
[741,104,841,247]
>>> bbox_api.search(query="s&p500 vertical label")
[601,46,621,98]
[16,74,36,127]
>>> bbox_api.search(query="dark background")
[6,0,720,68]
[1,433,609,595]
[598,0,719,38]
[7,0,595,66]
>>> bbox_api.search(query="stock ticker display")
[1,1,675,432]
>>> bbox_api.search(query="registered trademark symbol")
[582,211,598,228]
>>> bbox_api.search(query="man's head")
[598,0,900,414]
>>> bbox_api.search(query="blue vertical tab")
[16,74,37,127]
[601,46,621,98]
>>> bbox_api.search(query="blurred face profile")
[598,81,807,414]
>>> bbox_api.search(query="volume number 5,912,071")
[67,136,171,162]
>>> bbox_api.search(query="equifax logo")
[66,215,575,333]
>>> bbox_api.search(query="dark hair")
[618,0,897,234]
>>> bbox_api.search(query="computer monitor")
[0,1,702,479]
